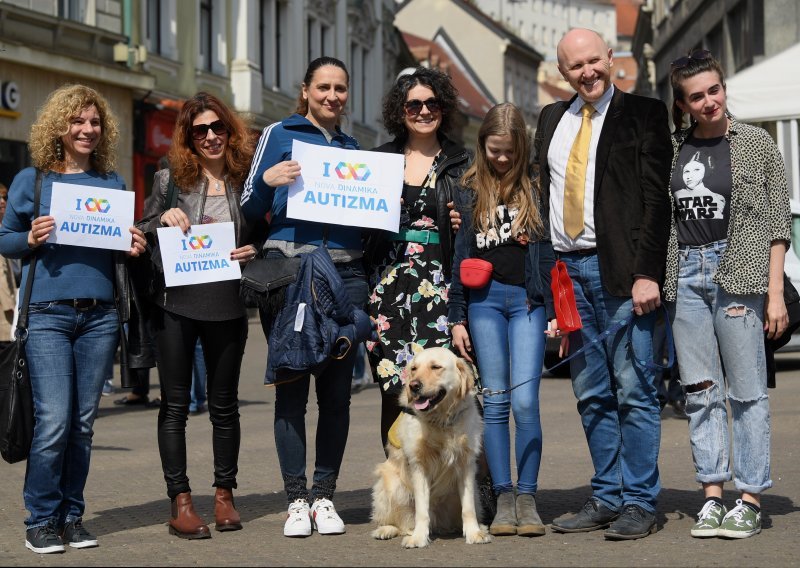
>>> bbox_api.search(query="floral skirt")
[367,242,451,396]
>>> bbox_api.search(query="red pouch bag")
[460,258,493,289]
[550,260,582,332]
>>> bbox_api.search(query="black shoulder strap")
[166,169,179,210]
[18,169,42,331]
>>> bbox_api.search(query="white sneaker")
[283,499,311,537]
[311,498,346,535]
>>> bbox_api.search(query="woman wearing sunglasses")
[137,92,261,539]
[665,50,790,539]
[364,67,470,449]
[241,56,369,538]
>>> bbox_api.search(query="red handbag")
[460,258,493,289]
[550,260,582,332]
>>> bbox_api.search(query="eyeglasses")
[191,119,228,140]
[0,195,6,201]
[404,98,441,116]
[670,49,712,69]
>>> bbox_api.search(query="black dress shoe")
[551,497,619,533]
[113,395,148,406]
[604,504,657,540]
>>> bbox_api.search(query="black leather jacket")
[365,134,471,279]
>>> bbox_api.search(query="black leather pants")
[152,307,248,499]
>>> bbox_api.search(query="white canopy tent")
[726,43,800,201]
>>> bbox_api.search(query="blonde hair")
[460,103,543,237]
[28,84,120,174]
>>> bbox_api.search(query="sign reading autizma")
[286,140,403,232]
[157,222,241,287]
[48,182,135,251]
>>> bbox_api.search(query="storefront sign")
[0,81,20,118]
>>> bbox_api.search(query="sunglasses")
[670,49,712,69]
[191,119,227,140]
[404,98,441,116]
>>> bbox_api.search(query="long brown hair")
[168,92,254,190]
[460,103,543,238]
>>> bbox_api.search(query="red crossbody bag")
[550,260,582,332]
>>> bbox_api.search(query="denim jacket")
[663,117,791,300]
[447,183,556,324]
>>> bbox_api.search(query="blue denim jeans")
[260,258,369,503]
[22,301,119,528]
[669,240,772,494]
[560,252,661,513]
[468,279,546,496]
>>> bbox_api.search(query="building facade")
[395,0,543,128]
[0,0,403,214]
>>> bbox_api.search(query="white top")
[547,85,615,252]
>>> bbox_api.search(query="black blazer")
[533,88,672,297]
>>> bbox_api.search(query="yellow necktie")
[563,103,595,240]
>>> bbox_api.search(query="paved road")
[1,319,798,566]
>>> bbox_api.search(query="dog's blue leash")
[480,305,675,397]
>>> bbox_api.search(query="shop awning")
[726,42,800,123]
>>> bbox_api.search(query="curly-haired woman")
[0,84,146,554]
[364,67,471,449]
[137,92,261,539]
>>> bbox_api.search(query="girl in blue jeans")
[449,103,555,537]
[665,50,790,539]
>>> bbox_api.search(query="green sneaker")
[717,499,761,539]
[690,500,727,538]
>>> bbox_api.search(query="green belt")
[390,229,440,245]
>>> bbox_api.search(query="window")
[260,0,289,90]
[200,0,213,72]
[59,0,87,22]
[350,42,369,124]
[307,15,333,63]
[146,0,162,54]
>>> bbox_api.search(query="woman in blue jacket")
[0,84,145,554]
[241,56,368,538]
[449,103,555,538]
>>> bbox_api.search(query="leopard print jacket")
[663,117,791,301]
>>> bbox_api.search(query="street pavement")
[1,318,799,566]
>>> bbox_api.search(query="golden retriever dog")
[371,347,492,548]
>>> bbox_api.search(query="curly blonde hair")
[28,84,120,174]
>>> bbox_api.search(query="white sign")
[286,140,403,232]
[48,182,135,251]
[157,222,241,287]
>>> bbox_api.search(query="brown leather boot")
[214,487,243,532]
[168,492,211,539]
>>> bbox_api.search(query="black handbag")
[0,169,41,464]
[765,272,800,388]
[239,255,301,311]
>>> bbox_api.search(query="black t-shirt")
[473,204,526,286]
[671,136,732,246]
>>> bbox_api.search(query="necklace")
[206,173,225,194]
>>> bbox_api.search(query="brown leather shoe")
[168,492,211,539]
[214,487,243,532]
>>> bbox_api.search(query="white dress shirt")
[547,85,615,252]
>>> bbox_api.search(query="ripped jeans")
[670,240,772,494]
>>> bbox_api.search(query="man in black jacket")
[534,28,671,540]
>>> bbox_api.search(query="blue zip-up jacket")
[241,114,362,250]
